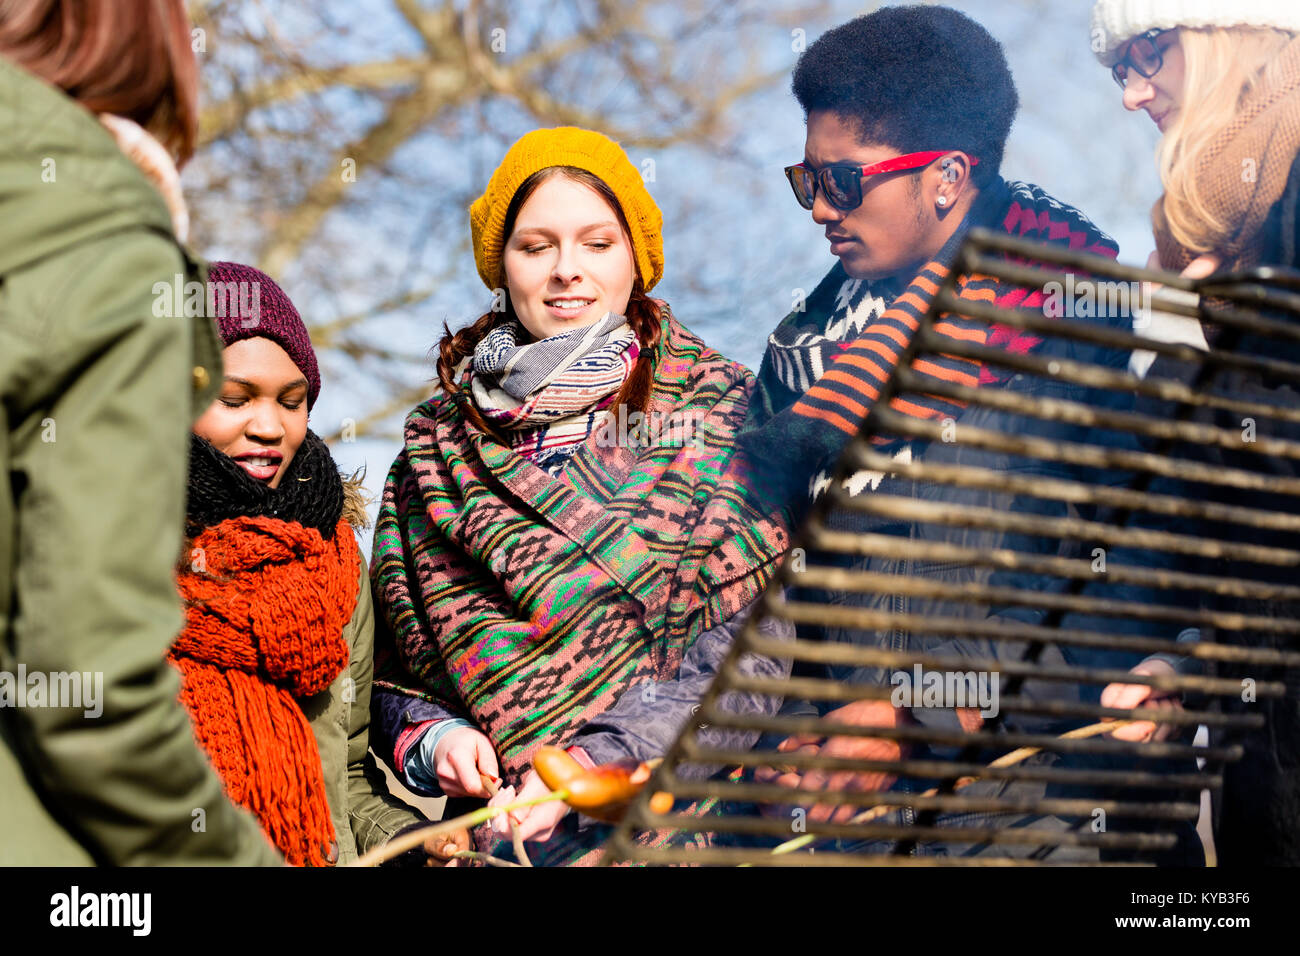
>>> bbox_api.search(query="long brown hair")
[0,0,200,164]
[437,166,664,439]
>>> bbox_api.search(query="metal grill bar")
[846,448,1300,537]
[892,368,1300,464]
[791,566,1300,637]
[618,812,1181,850]
[867,408,1300,498]
[938,274,1300,362]
[902,338,1300,426]
[605,846,1158,866]
[739,630,1269,701]
[957,229,1300,317]
[641,778,1203,821]
[837,494,1300,565]
[763,605,1299,684]
[675,747,1221,791]
[702,675,1260,731]
[808,529,1300,602]
[694,707,1243,762]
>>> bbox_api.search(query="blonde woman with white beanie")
[1093,0,1300,273]
[1093,0,1300,866]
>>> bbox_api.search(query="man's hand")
[754,733,820,817]
[799,700,911,823]
[379,823,471,868]
[1100,658,1184,743]
[423,827,472,866]
[756,700,911,824]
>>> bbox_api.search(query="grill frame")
[604,229,1300,866]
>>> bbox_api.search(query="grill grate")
[604,228,1300,866]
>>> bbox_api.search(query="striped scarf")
[741,178,1118,504]
[766,274,903,396]
[470,312,638,473]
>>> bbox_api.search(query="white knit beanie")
[1091,0,1300,65]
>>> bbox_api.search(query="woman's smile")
[543,295,597,321]
[232,449,283,482]
[192,337,308,490]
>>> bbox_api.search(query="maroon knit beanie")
[206,261,321,409]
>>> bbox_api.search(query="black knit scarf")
[186,429,344,539]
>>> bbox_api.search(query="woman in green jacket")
[175,261,425,866]
[0,0,279,865]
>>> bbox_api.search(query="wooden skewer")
[352,788,569,867]
[478,771,534,866]
[452,850,522,868]
[511,823,533,867]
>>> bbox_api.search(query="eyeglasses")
[1111,29,1173,89]
[784,150,979,213]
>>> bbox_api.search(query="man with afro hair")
[786,4,1019,280]
[744,2,1122,509]
[739,6,1202,864]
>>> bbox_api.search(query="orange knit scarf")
[171,515,360,866]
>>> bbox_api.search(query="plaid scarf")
[741,178,1118,504]
[470,312,638,473]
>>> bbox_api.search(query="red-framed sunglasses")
[784,150,979,212]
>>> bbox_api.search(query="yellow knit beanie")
[469,127,664,293]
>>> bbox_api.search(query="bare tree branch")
[256,69,472,276]
[187,0,837,460]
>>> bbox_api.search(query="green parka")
[0,55,280,865]
[303,525,426,864]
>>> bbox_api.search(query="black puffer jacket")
[1207,148,1300,866]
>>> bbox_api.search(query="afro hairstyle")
[792,5,1019,187]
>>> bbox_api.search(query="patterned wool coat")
[370,311,791,786]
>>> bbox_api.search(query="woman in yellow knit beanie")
[469,126,664,293]
[366,126,792,865]
[448,126,667,435]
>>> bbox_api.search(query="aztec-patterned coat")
[370,310,790,785]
